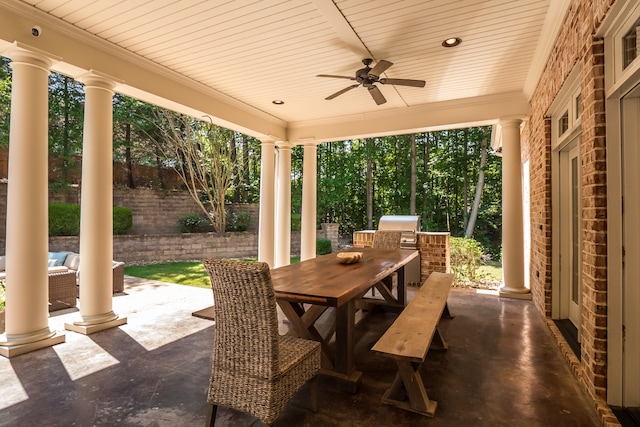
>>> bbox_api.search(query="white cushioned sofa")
[0,252,125,311]
[49,251,125,294]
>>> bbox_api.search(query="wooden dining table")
[271,247,419,392]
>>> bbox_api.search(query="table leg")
[327,299,362,393]
[396,265,407,306]
[277,301,333,368]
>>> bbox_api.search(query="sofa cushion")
[63,253,81,271]
[48,251,70,266]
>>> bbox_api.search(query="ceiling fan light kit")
[317,58,426,105]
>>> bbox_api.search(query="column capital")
[301,139,319,148]
[499,118,524,129]
[277,142,293,151]
[259,138,278,147]
[78,71,120,90]
[2,42,57,71]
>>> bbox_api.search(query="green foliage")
[49,203,132,236]
[113,206,133,235]
[49,203,81,236]
[0,57,11,147]
[0,282,5,310]
[48,72,85,182]
[178,212,207,233]
[316,238,332,255]
[291,213,301,231]
[450,237,483,283]
[226,211,252,232]
[290,127,502,256]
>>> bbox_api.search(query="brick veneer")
[416,232,451,282]
[522,0,615,422]
[352,231,450,283]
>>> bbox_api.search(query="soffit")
[1,0,567,141]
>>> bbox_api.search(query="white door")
[559,142,581,330]
[568,146,581,326]
[622,89,640,407]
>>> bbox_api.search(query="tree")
[465,133,489,238]
[48,72,85,183]
[152,111,234,233]
[0,57,11,147]
[410,133,416,215]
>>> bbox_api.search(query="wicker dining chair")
[370,231,403,297]
[372,230,403,249]
[202,258,321,427]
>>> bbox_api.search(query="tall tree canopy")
[1,58,502,254]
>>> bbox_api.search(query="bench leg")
[381,360,437,417]
[442,302,454,319]
[430,326,448,351]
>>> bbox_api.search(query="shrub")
[113,206,133,235]
[291,214,301,231]
[49,203,133,236]
[178,212,207,233]
[450,237,483,283]
[226,211,253,232]
[316,238,332,255]
[49,203,81,236]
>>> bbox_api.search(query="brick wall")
[521,0,614,406]
[416,232,451,282]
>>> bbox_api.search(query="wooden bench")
[371,271,454,417]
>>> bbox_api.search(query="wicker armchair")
[202,258,321,426]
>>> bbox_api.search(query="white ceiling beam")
[288,91,531,142]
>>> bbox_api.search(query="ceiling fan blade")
[368,60,393,78]
[368,85,386,105]
[317,74,356,80]
[379,78,426,88]
[325,84,360,100]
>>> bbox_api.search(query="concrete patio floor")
[0,276,605,426]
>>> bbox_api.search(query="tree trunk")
[242,134,249,202]
[125,122,135,189]
[422,132,430,222]
[231,132,239,202]
[366,138,373,229]
[410,133,416,215]
[465,136,488,238]
[463,129,469,231]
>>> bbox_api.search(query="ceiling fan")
[317,58,425,105]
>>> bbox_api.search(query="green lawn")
[124,258,300,288]
[125,262,212,288]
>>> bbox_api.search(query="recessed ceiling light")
[272,100,284,105]
[442,37,462,47]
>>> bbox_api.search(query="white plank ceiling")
[1,0,567,140]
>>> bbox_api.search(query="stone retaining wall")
[47,225,341,264]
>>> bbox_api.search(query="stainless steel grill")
[377,215,420,249]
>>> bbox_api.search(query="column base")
[0,331,65,358]
[65,316,127,335]
[499,287,532,300]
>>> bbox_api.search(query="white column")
[275,144,292,268]
[300,142,318,261]
[499,118,531,300]
[0,48,64,357]
[258,140,277,267]
[65,74,126,334]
